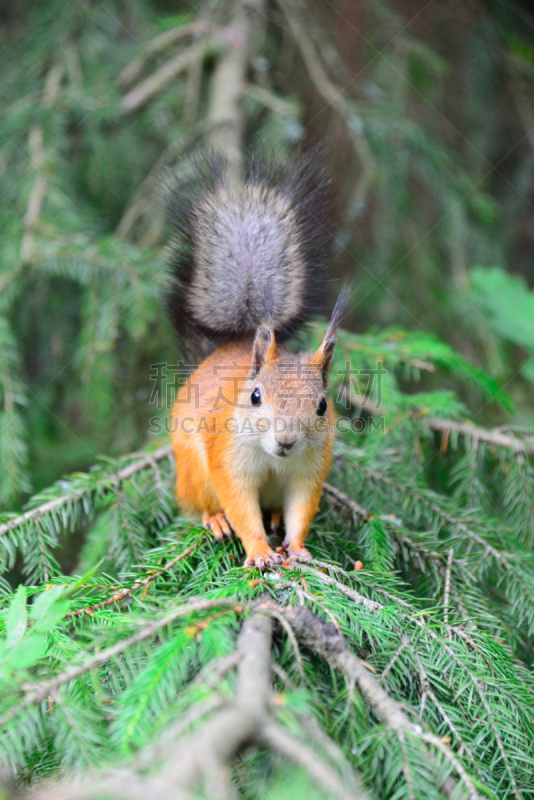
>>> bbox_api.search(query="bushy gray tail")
[165,153,335,362]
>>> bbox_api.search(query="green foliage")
[1,0,534,797]
[1,0,533,509]
[470,266,534,384]
[0,327,533,798]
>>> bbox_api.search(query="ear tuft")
[312,286,351,385]
[252,324,278,378]
[328,285,351,333]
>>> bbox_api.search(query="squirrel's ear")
[252,324,278,378]
[312,288,350,385]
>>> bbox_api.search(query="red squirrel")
[166,155,347,569]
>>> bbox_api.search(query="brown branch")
[31,772,195,800]
[0,444,173,539]
[162,612,273,798]
[29,608,366,800]
[144,610,363,799]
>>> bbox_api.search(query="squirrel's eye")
[317,398,327,416]
[251,388,262,406]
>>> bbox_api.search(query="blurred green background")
[1,0,534,508]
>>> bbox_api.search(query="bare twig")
[117,21,209,90]
[120,40,213,114]
[20,65,64,265]
[184,4,220,123]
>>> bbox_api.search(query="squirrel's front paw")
[202,512,233,541]
[244,546,284,571]
[281,538,313,561]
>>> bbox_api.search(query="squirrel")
[165,154,348,569]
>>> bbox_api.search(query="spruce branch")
[323,481,368,520]
[410,646,477,768]
[295,562,382,614]
[361,464,534,608]
[294,557,479,650]
[426,417,534,456]
[283,606,479,800]
[65,542,197,619]
[29,611,366,800]
[0,597,240,730]
[0,445,173,540]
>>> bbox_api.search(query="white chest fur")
[229,428,321,509]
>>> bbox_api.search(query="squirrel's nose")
[275,433,297,450]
